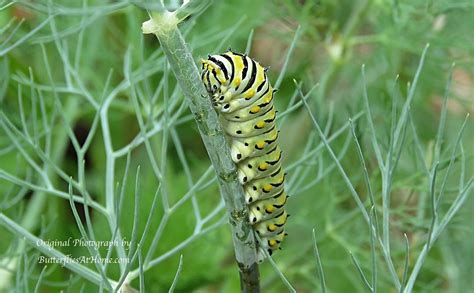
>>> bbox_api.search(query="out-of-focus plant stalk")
[142,11,260,293]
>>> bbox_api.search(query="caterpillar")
[201,50,288,262]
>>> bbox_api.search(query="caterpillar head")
[201,57,228,103]
[201,60,218,100]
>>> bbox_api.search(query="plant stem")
[0,96,80,290]
[143,13,260,292]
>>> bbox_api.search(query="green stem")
[143,14,260,292]
[0,97,80,290]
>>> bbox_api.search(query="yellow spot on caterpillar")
[244,89,255,99]
[266,205,275,213]
[233,77,241,87]
[250,106,260,114]
[258,162,268,170]
[256,121,265,128]
[263,183,273,192]
[268,239,277,246]
[256,141,265,149]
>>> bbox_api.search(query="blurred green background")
[0,0,472,292]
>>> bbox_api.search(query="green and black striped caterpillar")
[201,51,288,262]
